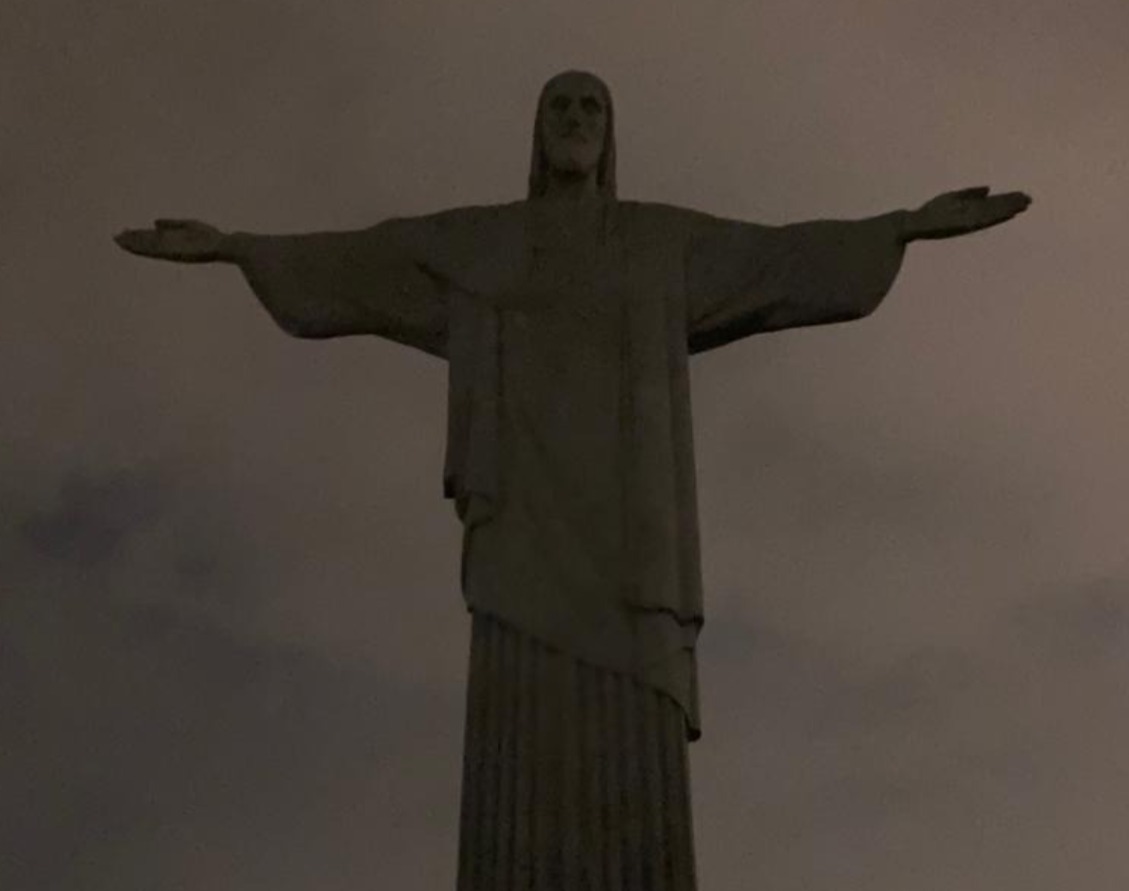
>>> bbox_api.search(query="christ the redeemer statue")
[116,70,1031,891]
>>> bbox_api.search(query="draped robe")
[231,198,907,888]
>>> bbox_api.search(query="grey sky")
[4,0,1128,888]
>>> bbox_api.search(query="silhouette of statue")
[116,70,1031,890]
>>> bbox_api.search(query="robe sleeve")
[229,215,450,358]
[684,210,909,354]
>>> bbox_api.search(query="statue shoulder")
[360,202,524,256]
[370,200,522,232]
[608,200,728,249]
[616,200,725,234]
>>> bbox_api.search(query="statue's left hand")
[903,186,1032,242]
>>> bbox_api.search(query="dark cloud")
[1,564,463,891]
[693,570,1129,889]
[1011,575,1129,667]
[18,469,165,567]
[1,453,466,889]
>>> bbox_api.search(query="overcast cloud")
[3,1,1128,888]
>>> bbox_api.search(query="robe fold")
[233,198,907,740]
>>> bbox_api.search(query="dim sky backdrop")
[3,1,1129,889]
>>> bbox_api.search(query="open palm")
[906,186,1032,241]
[114,219,227,263]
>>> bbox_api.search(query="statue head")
[528,70,616,199]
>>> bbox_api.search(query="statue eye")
[550,95,571,112]
[581,97,603,114]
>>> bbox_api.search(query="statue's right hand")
[114,219,227,263]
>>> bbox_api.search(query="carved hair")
[527,71,617,199]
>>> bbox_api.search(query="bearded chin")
[549,147,599,176]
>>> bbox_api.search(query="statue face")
[539,72,609,178]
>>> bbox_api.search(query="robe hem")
[464,604,702,742]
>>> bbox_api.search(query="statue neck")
[540,168,601,201]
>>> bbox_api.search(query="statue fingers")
[914,188,1031,238]
[114,229,160,255]
[954,185,991,200]
[983,192,1031,225]
[1001,191,1033,213]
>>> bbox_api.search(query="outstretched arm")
[685,209,909,353]
[114,218,449,357]
[684,186,1032,354]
